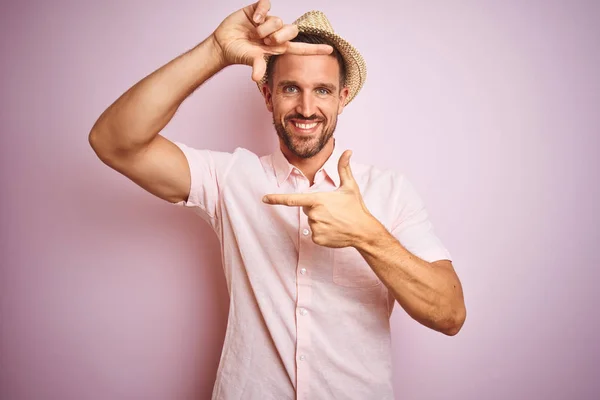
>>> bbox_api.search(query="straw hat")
[258,10,367,106]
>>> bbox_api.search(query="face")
[262,54,349,159]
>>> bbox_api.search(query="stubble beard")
[273,115,338,159]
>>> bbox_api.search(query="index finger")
[286,42,334,55]
[253,0,271,24]
[262,193,316,206]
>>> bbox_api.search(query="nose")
[295,91,316,118]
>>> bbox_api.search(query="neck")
[280,137,335,185]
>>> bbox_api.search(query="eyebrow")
[277,80,338,92]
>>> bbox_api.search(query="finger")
[338,150,357,188]
[251,56,267,82]
[286,42,334,55]
[263,24,298,45]
[252,0,271,24]
[261,43,289,55]
[255,16,283,39]
[262,193,316,207]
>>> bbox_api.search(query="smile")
[288,119,323,135]
[294,122,318,129]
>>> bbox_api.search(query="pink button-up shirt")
[174,139,452,400]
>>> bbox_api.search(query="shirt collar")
[272,139,344,188]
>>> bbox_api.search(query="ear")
[337,86,350,115]
[262,83,274,112]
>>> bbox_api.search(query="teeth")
[294,122,318,129]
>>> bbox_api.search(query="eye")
[316,88,331,95]
[283,86,299,93]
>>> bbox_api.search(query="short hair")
[266,32,347,89]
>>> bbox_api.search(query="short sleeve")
[390,176,452,263]
[172,142,235,228]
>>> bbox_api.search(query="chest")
[218,157,395,291]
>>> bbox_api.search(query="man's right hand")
[90,0,330,206]
[212,0,333,82]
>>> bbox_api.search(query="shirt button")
[300,268,307,275]
[299,308,308,316]
[299,355,306,361]
[302,228,310,236]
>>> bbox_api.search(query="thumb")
[338,150,358,189]
[251,56,267,83]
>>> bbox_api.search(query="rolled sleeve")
[391,176,452,263]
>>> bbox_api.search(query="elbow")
[88,128,101,154]
[88,127,130,166]
[439,303,466,336]
[88,126,109,155]
[88,128,113,165]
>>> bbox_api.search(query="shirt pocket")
[332,247,382,288]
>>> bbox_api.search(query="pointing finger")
[262,193,317,207]
[286,42,334,55]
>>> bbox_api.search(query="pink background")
[2,0,599,399]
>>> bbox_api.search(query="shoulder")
[350,159,408,193]
[351,159,424,212]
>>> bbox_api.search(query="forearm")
[89,35,226,154]
[354,219,465,335]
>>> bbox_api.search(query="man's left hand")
[262,150,378,248]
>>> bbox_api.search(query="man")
[89,1,466,398]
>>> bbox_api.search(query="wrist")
[208,33,229,69]
[352,215,389,251]
[191,34,229,74]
